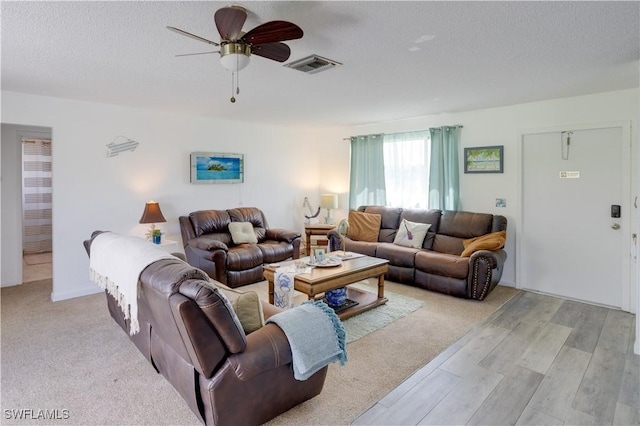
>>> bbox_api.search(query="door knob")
[611,223,621,230]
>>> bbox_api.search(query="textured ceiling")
[2,1,639,128]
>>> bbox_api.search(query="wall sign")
[559,171,580,179]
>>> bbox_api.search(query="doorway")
[0,124,52,287]
[520,123,631,310]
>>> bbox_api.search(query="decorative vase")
[325,287,347,307]
[152,234,161,244]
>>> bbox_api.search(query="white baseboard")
[498,280,516,288]
[51,285,102,302]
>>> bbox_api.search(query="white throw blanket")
[89,232,175,335]
[266,300,347,380]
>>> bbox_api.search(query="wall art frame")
[190,152,244,184]
[464,145,504,173]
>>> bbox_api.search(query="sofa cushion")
[347,211,382,242]
[461,231,506,257]
[393,219,431,248]
[258,241,294,263]
[438,210,494,239]
[190,210,231,237]
[343,239,379,257]
[226,245,264,271]
[228,222,258,244]
[377,243,419,268]
[363,206,402,242]
[415,251,469,279]
[432,234,465,256]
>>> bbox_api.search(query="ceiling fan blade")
[175,51,219,57]
[252,42,291,62]
[167,26,219,46]
[241,21,303,46]
[214,6,247,41]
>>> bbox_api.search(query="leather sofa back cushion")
[460,230,506,257]
[363,206,402,230]
[190,210,231,237]
[347,211,382,242]
[228,222,259,244]
[439,211,493,239]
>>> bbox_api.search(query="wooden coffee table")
[263,255,389,320]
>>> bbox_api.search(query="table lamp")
[320,194,338,225]
[139,201,167,243]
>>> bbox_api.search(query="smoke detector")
[284,55,342,74]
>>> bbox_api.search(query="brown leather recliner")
[180,207,301,288]
[84,232,327,425]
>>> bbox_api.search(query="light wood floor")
[354,290,639,425]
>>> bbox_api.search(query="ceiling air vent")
[284,55,342,74]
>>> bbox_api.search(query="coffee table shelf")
[263,256,389,320]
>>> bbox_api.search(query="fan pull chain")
[230,71,236,103]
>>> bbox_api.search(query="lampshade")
[320,194,339,210]
[220,43,251,72]
[139,201,167,224]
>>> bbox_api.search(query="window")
[383,131,430,209]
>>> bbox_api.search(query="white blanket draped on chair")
[89,232,175,335]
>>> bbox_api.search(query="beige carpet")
[1,279,518,425]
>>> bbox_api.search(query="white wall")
[1,123,52,286]
[1,91,348,300]
[351,89,639,302]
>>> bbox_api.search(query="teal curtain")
[349,134,386,209]
[428,126,461,210]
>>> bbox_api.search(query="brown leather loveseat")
[179,207,301,288]
[328,206,507,300]
[84,232,326,425]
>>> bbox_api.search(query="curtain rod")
[342,125,463,140]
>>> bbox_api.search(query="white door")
[521,126,628,308]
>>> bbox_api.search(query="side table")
[304,224,336,256]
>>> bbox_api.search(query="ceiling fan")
[168,5,303,102]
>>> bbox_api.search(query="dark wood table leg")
[268,279,274,304]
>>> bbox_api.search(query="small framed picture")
[313,248,326,262]
[190,152,244,184]
[464,145,504,173]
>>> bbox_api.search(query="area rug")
[343,282,424,343]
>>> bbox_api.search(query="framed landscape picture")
[190,152,244,184]
[464,145,504,173]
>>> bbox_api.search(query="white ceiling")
[2,1,639,128]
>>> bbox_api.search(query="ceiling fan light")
[220,43,251,71]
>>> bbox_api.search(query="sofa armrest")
[469,249,506,269]
[188,236,229,252]
[467,249,507,300]
[227,323,293,381]
[265,228,301,244]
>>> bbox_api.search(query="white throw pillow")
[393,219,431,248]
[228,222,258,244]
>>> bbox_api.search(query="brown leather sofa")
[328,206,507,300]
[179,207,301,288]
[84,232,326,425]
